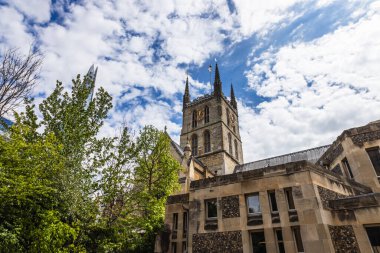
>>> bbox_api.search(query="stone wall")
[192,231,242,253]
[351,130,380,146]
[166,193,189,205]
[221,195,240,218]
[328,225,360,253]
[317,186,348,209]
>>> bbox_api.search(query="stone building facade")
[155,65,380,253]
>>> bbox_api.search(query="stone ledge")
[166,193,189,205]
[329,193,380,210]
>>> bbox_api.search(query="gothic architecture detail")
[156,64,380,253]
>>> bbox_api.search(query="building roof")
[234,145,331,173]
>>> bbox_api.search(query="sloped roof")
[234,145,330,173]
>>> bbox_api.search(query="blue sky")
[1,0,380,162]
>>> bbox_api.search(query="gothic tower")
[180,64,243,175]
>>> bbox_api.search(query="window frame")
[228,133,232,154]
[341,157,354,178]
[284,187,295,210]
[292,226,304,253]
[366,147,380,177]
[172,213,178,231]
[205,198,218,220]
[183,212,188,238]
[268,190,278,212]
[274,229,285,253]
[250,230,267,253]
[204,105,209,124]
[234,139,238,159]
[191,134,198,156]
[204,130,211,153]
[192,110,197,128]
[246,193,261,215]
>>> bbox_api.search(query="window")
[284,188,295,210]
[233,125,236,133]
[366,147,380,177]
[205,199,217,219]
[172,242,177,253]
[342,158,354,178]
[292,226,304,253]
[183,212,188,238]
[192,110,197,128]
[226,108,230,126]
[268,191,278,212]
[275,229,285,253]
[331,164,343,176]
[204,131,211,153]
[228,133,232,154]
[204,106,209,123]
[365,226,380,253]
[246,193,261,214]
[191,134,198,156]
[251,231,266,253]
[173,213,178,231]
[182,241,187,253]
[234,139,238,159]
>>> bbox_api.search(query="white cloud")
[242,2,380,161]
[8,0,51,23]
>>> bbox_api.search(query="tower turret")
[183,76,190,108]
[213,63,222,97]
[230,84,237,109]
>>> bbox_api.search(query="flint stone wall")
[192,231,242,253]
[221,195,240,218]
[328,225,360,253]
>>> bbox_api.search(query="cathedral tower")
[180,64,243,175]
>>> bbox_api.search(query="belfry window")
[204,130,211,153]
[191,134,198,156]
[226,108,230,126]
[192,110,197,128]
[228,133,232,154]
[234,139,238,159]
[204,106,209,123]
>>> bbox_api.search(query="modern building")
[155,64,380,253]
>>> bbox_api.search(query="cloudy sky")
[1,0,380,162]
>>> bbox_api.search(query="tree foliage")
[0,73,181,252]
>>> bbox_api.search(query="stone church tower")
[179,64,243,175]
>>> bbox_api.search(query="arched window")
[191,134,198,156]
[226,108,230,126]
[228,133,232,154]
[234,139,238,159]
[204,130,211,153]
[192,110,197,128]
[204,106,209,124]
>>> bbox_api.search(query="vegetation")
[0,73,181,252]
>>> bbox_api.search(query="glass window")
[182,241,187,253]
[206,199,217,219]
[228,133,232,154]
[246,193,261,214]
[284,188,295,210]
[365,226,380,253]
[342,158,354,178]
[204,106,209,123]
[191,134,198,156]
[192,110,197,128]
[268,191,278,212]
[331,163,343,176]
[292,226,304,253]
[366,147,380,177]
[172,242,177,253]
[275,229,285,253]
[204,131,211,153]
[183,212,188,238]
[251,231,266,253]
[234,139,238,159]
[173,213,178,231]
